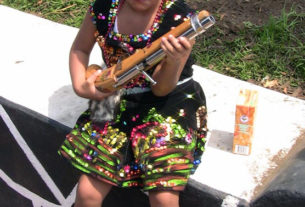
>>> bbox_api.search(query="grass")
[1,0,305,89]
[193,8,305,88]
[1,0,88,27]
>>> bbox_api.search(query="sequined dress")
[59,0,208,191]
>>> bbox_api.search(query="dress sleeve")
[88,0,112,36]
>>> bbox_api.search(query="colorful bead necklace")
[107,0,175,44]
[95,0,175,67]
[91,0,176,67]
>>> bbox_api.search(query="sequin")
[174,14,181,21]
[185,133,192,144]
[193,159,201,165]
[124,165,131,173]
[119,169,125,177]
[97,13,105,20]
[179,109,185,117]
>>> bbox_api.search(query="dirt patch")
[252,130,305,199]
[186,0,305,100]
[187,0,304,33]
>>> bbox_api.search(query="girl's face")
[124,0,162,12]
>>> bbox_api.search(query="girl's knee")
[75,175,112,207]
[149,191,180,207]
[77,180,101,200]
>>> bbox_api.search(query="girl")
[59,0,208,206]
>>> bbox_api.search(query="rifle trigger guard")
[135,64,157,85]
[141,70,157,85]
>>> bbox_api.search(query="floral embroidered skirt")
[58,79,207,191]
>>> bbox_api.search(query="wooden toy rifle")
[86,10,215,92]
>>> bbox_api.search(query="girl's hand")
[77,69,114,100]
[161,34,194,66]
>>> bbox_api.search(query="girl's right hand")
[77,69,114,100]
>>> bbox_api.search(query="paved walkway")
[1,5,305,206]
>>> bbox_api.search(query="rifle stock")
[86,10,215,92]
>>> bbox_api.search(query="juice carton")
[233,89,258,155]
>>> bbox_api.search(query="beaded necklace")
[108,0,172,43]
[100,0,175,67]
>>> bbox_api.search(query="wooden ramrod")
[86,10,215,93]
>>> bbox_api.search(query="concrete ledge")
[1,95,304,207]
[0,96,248,207]
[251,139,305,207]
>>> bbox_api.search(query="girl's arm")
[151,34,194,96]
[69,12,113,100]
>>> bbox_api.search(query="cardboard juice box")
[233,89,258,155]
